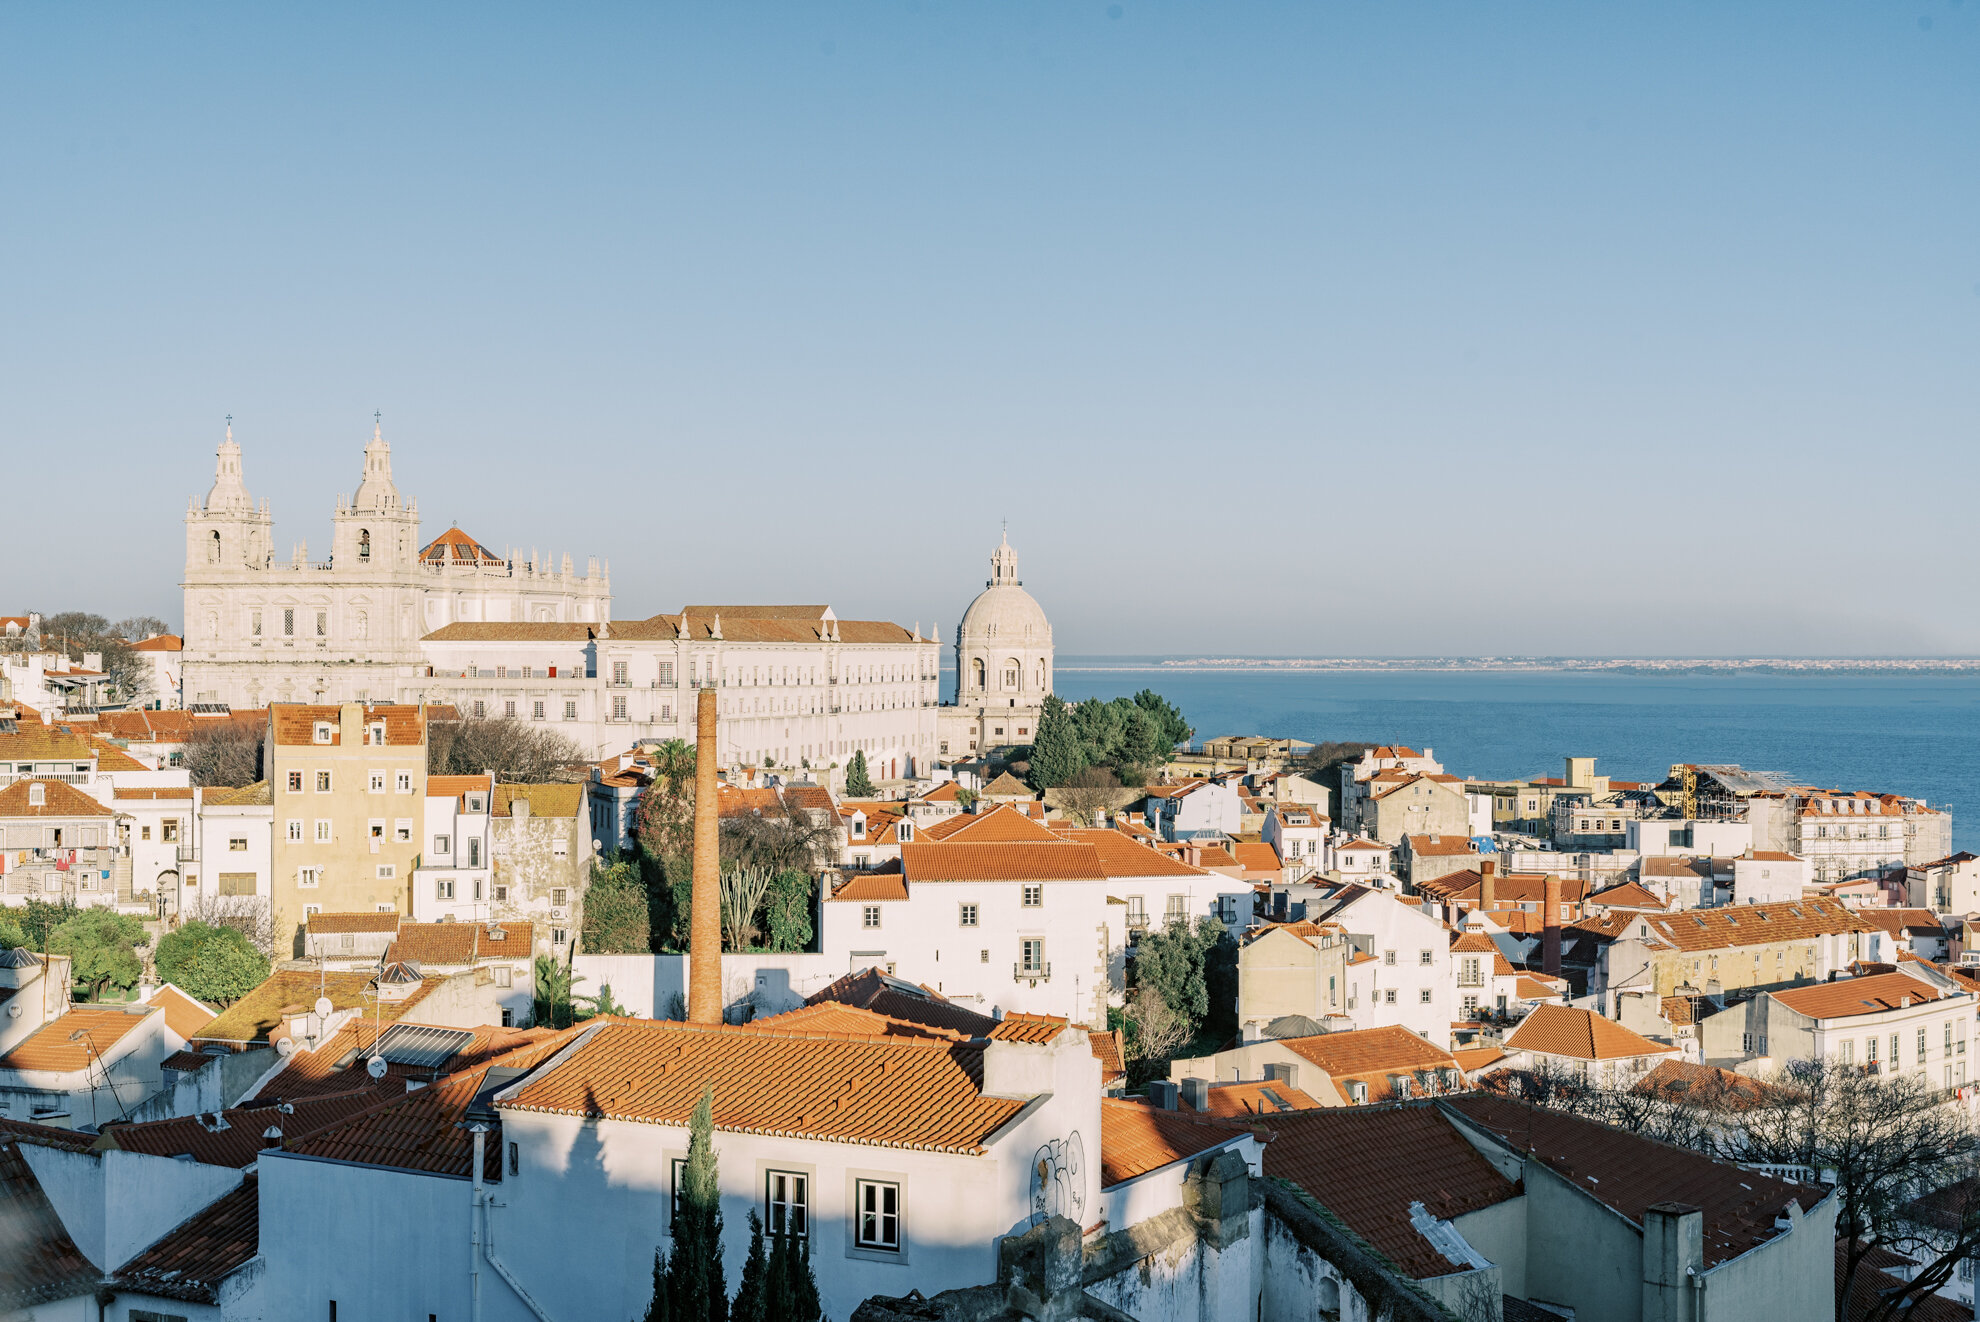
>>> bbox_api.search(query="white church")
[179,426,1054,778]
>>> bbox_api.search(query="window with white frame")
[1020,938,1045,974]
[854,1179,900,1251]
[959,903,978,927]
[767,1170,809,1239]
[1384,989,1398,1005]
[377,865,396,880]
[394,820,412,843]
[564,701,578,720]
[287,820,304,843]
[298,867,321,888]
[863,906,881,929]
[1022,884,1042,907]
[435,834,451,855]
[436,877,455,900]
[315,820,332,843]
[287,770,304,793]
[316,771,332,792]
[396,771,413,793]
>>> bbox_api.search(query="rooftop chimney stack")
[1543,873,1564,976]
[1479,859,1497,915]
[689,688,722,1024]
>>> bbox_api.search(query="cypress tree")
[642,1248,670,1322]
[663,1087,728,1322]
[1027,695,1087,790]
[731,1212,768,1322]
[844,750,875,798]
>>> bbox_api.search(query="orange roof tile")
[900,841,1107,882]
[1090,1028,1126,1083]
[1505,1004,1674,1061]
[0,778,112,819]
[426,774,490,800]
[384,921,534,966]
[1098,1098,1254,1186]
[268,703,424,747]
[1052,828,1211,878]
[2,1006,157,1072]
[1140,1080,1324,1118]
[1405,834,1478,857]
[306,911,403,935]
[922,804,1059,843]
[1631,898,1875,953]
[805,969,997,1038]
[129,633,183,652]
[1275,1026,1462,1104]
[147,985,217,1040]
[111,1174,257,1303]
[252,1021,556,1102]
[1262,1106,1519,1279]
[500,1020,1030,1155]
[754,1003,965,1041]
[1768,971,1953,1020]
[112,786,195,801]
[101,1090,387,1167]
[827,871,911,903]
[986,1012,1071,1044]
[1452,1046,1508,1074]
[191,969,442,1046]
[1231,841,1283,873]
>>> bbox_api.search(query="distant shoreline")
[1045,657,1980,674]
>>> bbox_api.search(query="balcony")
[1014,962,1052,984]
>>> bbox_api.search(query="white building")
[1731,849,1807,905]
[180,422,611,708]
[1260,804,1327,880]
[1308,885,1456,1046]
[1710,968,1975,1084]
[129,633,184,709]
[0,1002,186,1129]
[1145,778,1244,842]
[818,807,1243,1026]
[936,532,1055,759]
[1337,744,1444,834]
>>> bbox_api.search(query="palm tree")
[534,954,586,1028]
[636,739,699,859]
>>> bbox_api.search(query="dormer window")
[367,723,386,745]
[467,796,484,812]
[898,820,913,842]
[27,784,45,807]
[850,814,866,840]
[313,722,334,744]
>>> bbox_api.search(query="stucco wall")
[23,1145,243,1281]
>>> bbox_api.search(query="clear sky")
[5,4,1977,657]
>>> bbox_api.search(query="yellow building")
[267,702,428,954]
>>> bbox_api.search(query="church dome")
[957,533,1052,645]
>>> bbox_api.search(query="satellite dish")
[275,1037,295,1058]
[314,997,333,1019]
[366,1055,388,1079]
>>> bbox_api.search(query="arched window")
[354,611,368,639]
[1002,659,1020,690]
[358,530,372,561]
[971,658,985,691]
[209,530,221,563]
[1035,660,1045,691]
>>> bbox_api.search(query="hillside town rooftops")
[0,778,113,818]
[1768,971,1953,1021]
[384,921,534,966]
[1,1005,159,1073]
[805,969,997,1038]
[269,703,424,746]
[1272,1026,1463,1105]
[110,1174,258,1304]
[1097,1099,1257,1187]
[1505,1005,1673,1062]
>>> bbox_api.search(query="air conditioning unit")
[550,908,566,920]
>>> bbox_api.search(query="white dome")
[957,533,1051,645]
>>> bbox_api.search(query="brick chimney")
[688,688,722,1024]
[1543,872,1563,976]
[1478,859,1497,916]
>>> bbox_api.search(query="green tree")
[0,909,24,951]
[642,1248,670,1322]
[1132,688,1193,749]
[20,898,78,950]
[1132,915,1234,1041]
[1114,707,1166,778]
[575,982,629,1019]
[1027,695,1088,790]
[732,1212,769,1322]
[154,921,270,1006]
[635,740,700,861]
[533,954,586,1029]
[662,1087,728,1322]
[767,1227,821,1322]
[580,859,651,954]
[844,750,874,798]
[761,869,814,954]
[48,909,149,1001]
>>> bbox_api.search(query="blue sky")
[5,3,1977,656]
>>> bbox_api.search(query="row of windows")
[294,864,397,886]
[1836,1022,1968,1067]
[282,770,415,794]
[286,819,413,845]
[662,1168,900,1253]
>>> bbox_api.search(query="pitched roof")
[129,633,184,652]
[0,778,113,819]
[202,780,272,806]
[1857,908,1946,939]
[805,969,998,1038]
[147,985,218,1039]
[421,621,596,641]
[1405,834,1479,857]
[111,1175,257,1303]
[305,911,402,935]
[1138,1080,1323,1118]
[190,969,441,1045]
[1450,931,1516,976]
[826,871,911,903]
[1504,1005,1674,1062]
[1052,828,1213,878]
[1838,1240,1971,1322]
[982,772,1034,797]
[1275,1026,1463,1104]
[1628,897,1874,953]
[1261,1105,1520,1279]
[384,921,535,966]
[250,1021,557,1103]
[1447,1094,1827,1268]
[1,1006,157,1072]
[1090,1028,1126,1084]
[922,804,1059,843]
[985,1012,1072,1044]
[100,1090,388,1167]
[1097,1098,1253,1186]
[1768,971,1952,1021]
[427,774,490,800]
[268,703,424,747]
[755,1003,965,1042]
[1418,869,1590,904]
[0,1141,98,1309]
[112,786,195,801]
[1634,1060,1771,1112]
[900,841,1108,883]
[417,526,503,565]
[498,1020,1031,1155]
[1586,880,1668,910]
[1231,841,1283,873]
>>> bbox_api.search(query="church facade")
[180,424,610,708]
[936,532,1055,759]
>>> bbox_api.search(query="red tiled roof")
[1098,1098,1253,1186]
[1090,1028,1126,1083]
[101,1090,388,1167]
[826,872,911,903]
[1053,828,1211,878]
[900,841,1108,882]
[147,985,217,1040]
[0,1141,99,1308]
[1768,971,1951,1021]
[922,804,1059,843]
[129,633,183,652]
[1858,909,1945,939]
[1275,1026,1462,1104]
[384,921,535,966]
[1133,1080,1323,1118]
[251,1021,555,1103]
[0,778,113,819]
[1447,1094,1827,1268]
[986,1012,1071,1044]
[427,774,490,800]
[112,1175,257,1303]
[1504,1005,1674,1062]
[2,1006,157,1072]
[1630,898,1875,953]
[1634,1060,1771,1112]
[268,703,423,747]
[499,1020,1030,1155]
[805,969,998,1038]
[1405,834,1478,857]
[190,969,442,1046]
[755,1003,965,1042]
[1262,1105,1519,1279]
[305,911,402,935]
[1231,841,1282,873]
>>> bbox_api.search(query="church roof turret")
[351,417,402,513]
[203,420,254,513]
